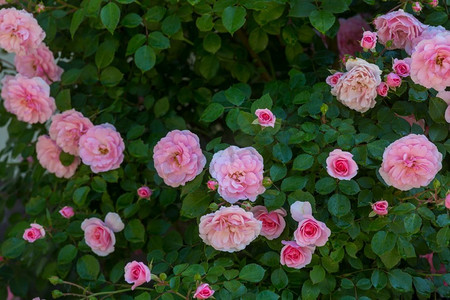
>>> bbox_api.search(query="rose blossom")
[1,74,55,124]
[198,206,261,252]
[124,261,151,290]
[337,15,371,57]
[412,2,422,12]
[377,82,389,97]
[207,180,218,191]
[331,58,382,113]
[49,109,94,156]
[294,215,331,247]
[445,194,450,209]
[0,8,45,54]
[360,31,377,50]
[326,72,344,87]
[386,72,402,88]
[372,200,389,216]
[438,91,450,123]
[79,123,125,173]
[153,130,206,187]
[36,135,80,179]
[326,149,358,180]
[194,283,215,299]
[23,223,45,243]
[209,146,265,203]
[251,206,286,240]
[393,58,411,77]
[59,206,74,219]
[379,134,442,191]
[409,26,447,55]
[280,241,315,269]
[290,201,312,222]
[137,186,152,199]
[446,106,450,123]
[254,108,276,128]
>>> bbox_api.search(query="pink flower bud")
[36,4,45,13]
[360,31,377,50]
[206,180,218,191]
[194,283,215,299]
[393,58,411,77]
[137,186,152,199]
[445,194,450,209]
[372,200,389,216]
[386,72,402,88]
[254,109,276,128]
[59,206,74,219]
[326,72,344,87]
[23,223,45,243]
[377,82,389,97]
[412,2,422,12]
[429,0,438,7]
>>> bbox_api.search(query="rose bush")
[0,0,448,299]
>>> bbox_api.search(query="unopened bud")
[209,202,219,211]
[433,179,440,190]
[262,177,272,188]
[36,3,45,13]
[320,104,328,115]
[241,201,253,211]
[48,276,62,285]
[159,273,167,281]
[52,290,63,298]
[207,180,218,191]
[194,273,202,281]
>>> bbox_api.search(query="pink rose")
[59,206,74,219]
[124,261,151,290]
[412,2,422,12]
[15,43,63,84]
[79,124,125,173]
[337,15,371,57]
[209,146,265,203]
[36,135,80,179]
[386,72,402,88]
[199,206,261,252]
[379,134,442,191]
[251,206,286,240]
[194,283,215,299]
[280,241,315,269]
[409,26,447,55]
[331,58,382,113]
[137,186,152,199]
[374,9,426,53]
[290,201,312,222]
[446,106,450,123]
[445,194,450,209]
[326,72,344,87]
[81,213,124,256]
[393,58,411,77]
[153,130,206,187]
[326,149,358,180]
[430,0,438,7]
[23,223,45,243]
[410,32,450,91]
[0,8,45,54]
[438,91,450,123]
[360,31,377,50]
[294,215,331,247]
[372,200,389,216]
[254,108,276,128]
[206,180,218,191]
[49,109,94,156]
[1,74,55,124]
[377,82,389,97]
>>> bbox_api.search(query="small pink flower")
[81,213,124,256]
[445,194,450,209]
[377,82,389,97]
[280,241,315,269]
[326,72,344,87]
[294,216,331,247]
[36,3,45,13]
[137,186,152,199]
[290,201,312,222]
[207,180,218,191]
[124,261,151,290]
[254,109,276,128]
[59,206,74,219]
[372,200,389,215]
[360,31,377,50]
[393,58,411,77]
[326,149,358,180]
[194,283,215,299]
[251,206,286,240]
[337,15,371,57]
[429,0,438,7]
[386,72,402,88]
[412,2,422,12]
[23,223,45,243]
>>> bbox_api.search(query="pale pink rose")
[393,58,411,77]
[194,283,215,299]
[81,214,123,256]
[280,241,315,269]
[436,90,450,104]
[0,8,45,54]
[373,9,426,53]
[412,2,422,12]
[395,114,426,132]
[206,180,218,191]
[153,130,206,187]
[36,135,80,179]
[361,31,377,50]
[124,261,151,290]
[326,72,344,87]
[372,200,389,215]
[410,31,450,91]
[379,134,442,191]
[254,108,276,128]
[290,201,313,222]
[137,186,152,199]
[409,26,447,55]
[294,216,331,247]
[331,58,382,113]
[104,212,125,232]
[23,223,45,243]
[251,206,286,240]
[326,149,358,180]
[337,15,371,56]
[79,124,125,173]
[386,72,402,88]
[49,109,94,156]
[445,194,450,209]
[1,74,55,124]
[199,206,262,252]
[377,82,389,97]
[209,146,265,203]
[59,206,74,219]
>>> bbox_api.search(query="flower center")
[402,153,416,168]
[99,145,109,155]
[436,55,444,66]
[229,171,244,182]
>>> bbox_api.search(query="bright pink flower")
[199,206,261,252]
[194,283,215,299]
[137,186,152,199]
[254,108,276,128]
[207,180,218,191]
[337,15,371,56]
[326,72,344,87]
[251,206,286,240]
[326,149,358,180]
[124,261,151,290]
[360,31,377,50]
[81,213,124,256]
[280,241,315,269]
[379,134,442,191]
[209,146,265,203]
[377,82,389,97]
[36,135,80,179]
[445,194,450,209]
[290,201,312,222]
[153,130,206,187]
[1,74,55,124]
[386,72,402,88]
[393,58,411,77]
[294,216,331,247]
[372,200,388,215]
[0,8,45,54]
[15,43,63,84]
[79,124,125,173]
[49,109,94,156]
[23,223,45,243]
[59,206,74,219]
[412,2,422,12]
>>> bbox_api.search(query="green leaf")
[124,219,145,243]
[86,0,102,16]
[309,10,335,34]
[388,269,412,292]
[70,9,85,38]
[310,265,325,284]
[225,87,247,106]
[239,264,265,282]
[76,255,100,280]
[249,28,268,53]
[222,6,246,35]
[404,213,422,234]
[273,143,292,163]
[338,180,360,195]
[425,11,448,26]
[100,66,123,87]
[121,13,141,28]
[127,125,145,140]
[251,94,273,113]
[301,280,320,300]
[413,277,433,296]
[135,292,151,300]
[161,15,181,36]
[128,140,149,158]
[95,40,116,69]
[126,34,147,56]
[61,69,82,85]
[293,154,314,171]
[199,55,219,79]
[91,176,107,193]
[135,46,156,72]
[196,14,214,31]
[57,245,78,265]
[203,33,221,54]
[59,151,75,167]
[25,196,46,216]
[391,203,416,215]
[73,186,90,207]
[289,0,316,18]
[100,3,120,34]
[200,103,224,123]
[328,194,350,217]
[429,97,447,124]
[55,89,71,111]
[315,177,337,195]
[281,176,307,192]
[148,32,170,50]
[181,190,210,218]
[154,97,169,118]
[257,290,279,300]
[270,164,287,182]
[371,269,387,290]
[371,231,397,256]
[1,238,25,259]
[321,0,350,13]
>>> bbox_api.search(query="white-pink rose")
[386,72,402,88]
[81,213,124,256]
[290,201,312,222]
[23,223,45,243]
[280,241,315,269]
[194,283,215,299]
[360,31,377,50]
[326,149,358,180]
[59,206,74,219]
[372,200,389,216]
[254,108,276,128]
[326,72,344,87]
[124,261,151,290]
[251,206,286,240]
[294,216,331,247]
